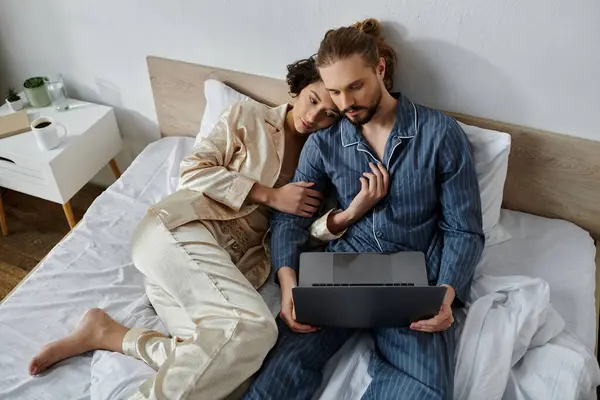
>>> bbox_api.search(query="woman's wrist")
[247,183,275,206]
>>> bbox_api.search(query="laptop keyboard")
[312,283,415,287]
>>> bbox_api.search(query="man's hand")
[278,267,319,333]
[410,285,455,333]
[347,162,389,219]
[326,162,389,234]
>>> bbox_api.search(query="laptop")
[292,252,447,328]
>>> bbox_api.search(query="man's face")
[318,54,384,126]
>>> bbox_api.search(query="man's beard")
[343,89,382,126]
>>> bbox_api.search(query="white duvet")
[311,275,600,400]
[455,275,600,400]
[91,275,600,400]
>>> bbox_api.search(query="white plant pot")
[6,98,24,111]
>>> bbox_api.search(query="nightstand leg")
[62,202,77,230]
[109,158,121,179]
[0,191,8,236]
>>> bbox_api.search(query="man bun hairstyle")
[286,56,320,98]
[316,18,397,91]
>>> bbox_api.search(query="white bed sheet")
[0,137,596,400]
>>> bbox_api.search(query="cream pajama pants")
[124,213,278,400]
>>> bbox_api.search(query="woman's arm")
[248,181,323,217]
[179,102,324,216]
[178,103,256,212]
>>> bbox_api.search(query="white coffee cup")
[30,117,67,151]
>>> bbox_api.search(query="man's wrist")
[327,208,356,234]
[277,266,297,287]
[439,284,456,304]
[340,207,359,225]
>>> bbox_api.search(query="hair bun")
[352,18,381,38]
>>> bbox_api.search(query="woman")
[28,56,386,399]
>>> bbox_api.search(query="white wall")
[1,0,598,185]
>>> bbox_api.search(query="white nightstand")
[0,99,122,234]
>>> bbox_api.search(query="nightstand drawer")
[0,158,57,201]
[0,154,44,178]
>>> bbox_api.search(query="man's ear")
[376,57,386,80]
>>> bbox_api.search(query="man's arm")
[309,161,390,240]
[271,135,330,285]
[436,119,485,303]
[308,208,347,242]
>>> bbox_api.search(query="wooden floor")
[0,185,105,300]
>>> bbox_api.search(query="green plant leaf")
[23,76,48,89]
[5,87,20,102]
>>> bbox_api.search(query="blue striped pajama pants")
[243,317,456,400]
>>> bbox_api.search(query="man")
[244,19,484,400]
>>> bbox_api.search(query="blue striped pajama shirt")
[244,94,485,400]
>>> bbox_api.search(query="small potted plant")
[23,76,51,107]
[5,88,24,111]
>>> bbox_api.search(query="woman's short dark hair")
[286,56,321,98]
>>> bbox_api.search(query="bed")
[1,56,600,399]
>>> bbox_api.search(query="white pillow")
[198,79,252,137]
[459,121,512,246]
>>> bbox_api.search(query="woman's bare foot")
[29,308,129,376]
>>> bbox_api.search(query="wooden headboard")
[148,56,292,137]
[147,55,600,350]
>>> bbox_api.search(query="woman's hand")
[270,182,323,217]
[248,181,323,217]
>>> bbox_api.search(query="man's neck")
[361,91,398,138]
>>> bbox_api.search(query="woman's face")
[292,81,340,134]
